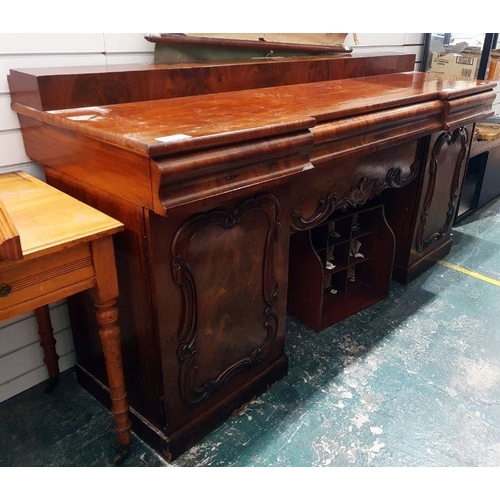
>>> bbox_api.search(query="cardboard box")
[428,52,481,80]
[487,50,500,80]
[487,59,500,80]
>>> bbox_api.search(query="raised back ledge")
[8,52,411,77]
[8,53,416,112]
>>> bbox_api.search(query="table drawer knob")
[0,284,12,297]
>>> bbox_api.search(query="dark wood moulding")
[145,33,353,55]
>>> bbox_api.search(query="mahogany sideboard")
[8,53,495,460]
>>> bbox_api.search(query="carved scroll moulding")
[291,160,421,232]
[171,194,281,404]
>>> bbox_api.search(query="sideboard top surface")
[11,71,495,159]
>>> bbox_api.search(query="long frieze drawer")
[0,245,95,317]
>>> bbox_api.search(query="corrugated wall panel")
[0,131,30,165]
[0,302,69,358]
[0,94,21,130]
[102,33,154,53]
[0,33,106,54]
[0,303,75,402]
[0,328,75,385]
[0,352,77,403]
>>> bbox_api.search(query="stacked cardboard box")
[428,52,481,80]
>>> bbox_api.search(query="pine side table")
[0,171,130,464]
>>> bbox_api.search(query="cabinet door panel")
[414,126,470,255]
[170,195,280,402]
[151,189,290,434]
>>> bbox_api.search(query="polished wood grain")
[0,172,130,462]
[8,53,415,111]
[7,55,496,461]
[0,172,122,259]
[11,72,496,157]
[0,199,22,261]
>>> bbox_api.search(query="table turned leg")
[94,297,131,464]
[34,305,60,393]
[90,236,131,465]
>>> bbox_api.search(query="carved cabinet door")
[413,125,472,257]
[149,188,290,433]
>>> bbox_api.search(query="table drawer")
[0,244,95,318]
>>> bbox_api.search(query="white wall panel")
[0,303,69,358]
[0,94,20,131]
[0,328,74,385]
[351,46,405,55]
[0,32,118,402]
[404,33,426,45]
[0,303,74,403]
[0,162,45,179]
[0,311,31,330]
[0,130,30,165]
[0,351,76,403]
[103,33,154,53]
[0,33,106,55]
[105,52,156,66]
[346,33,425,72]
[406,45,424,61]
[346,33,407,47]
[0,315,45,358]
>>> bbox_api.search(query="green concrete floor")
[1,197,500,467]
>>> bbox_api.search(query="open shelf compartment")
[287,204,395,332]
